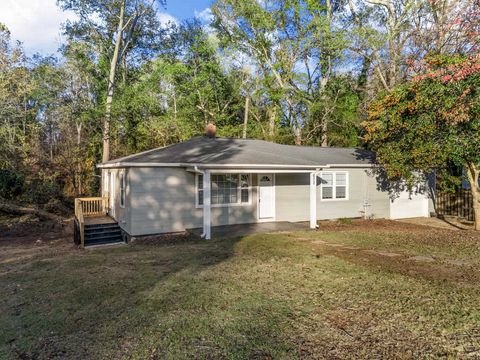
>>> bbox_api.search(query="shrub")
[24,180,63,205]
[338,217,353,225]
[0,170,25,200]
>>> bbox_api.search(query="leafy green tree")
[364,55,480,229]
[213,0,348,145]
[0,24,36,170]
[304,75,361,147]
[58,0,164,162]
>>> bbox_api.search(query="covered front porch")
[189,167,322,240]
[188,221,310,239]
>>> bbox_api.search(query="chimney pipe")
[205,123,216,138]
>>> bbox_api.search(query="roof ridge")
[215,137,365,151]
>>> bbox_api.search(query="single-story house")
[97,136,434,239]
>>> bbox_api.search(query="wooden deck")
[84,215,117,226]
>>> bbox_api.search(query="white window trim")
[320,171,349,201]
[120,170,126,208]
[195,173,252,208]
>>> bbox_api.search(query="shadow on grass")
[435,215,472,230]
[0,235,298,359]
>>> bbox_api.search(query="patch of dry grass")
[1,221,480,359]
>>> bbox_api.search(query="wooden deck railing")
[74,197,108,248]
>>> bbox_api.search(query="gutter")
[97,162,373,169]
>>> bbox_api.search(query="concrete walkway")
[188,221,310,239]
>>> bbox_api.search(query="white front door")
[109,171,116,218]
[258,174,274,219]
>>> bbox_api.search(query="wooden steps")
[84,222,125,247]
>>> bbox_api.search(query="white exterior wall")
[127,168,257,236]
[275,169,392,222]
[101,166,432,237]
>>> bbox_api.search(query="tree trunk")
[102,1,125,164]
[474,192,480,231]
[318,0,331,148]
[466,163,480,230]
[76,122,83,196]
[267,106,276,139]
[242,96,249,139]
[321,121,328,147]
[0,202,63,222]
[173,92,177,120]
[294,126,302,145]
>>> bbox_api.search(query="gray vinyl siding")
[275,169,391,221]
[102,166,416,237]
[127,168,257,236]
[275,174,309,222]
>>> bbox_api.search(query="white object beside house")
[97,136,434,239]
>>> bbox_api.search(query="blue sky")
[0,0,213,55]
[166,0,212,21]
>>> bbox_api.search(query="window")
[197,174,251,207]
[240,175,249,203]
[335,173,347,199]
[320,172,348,200]
[120,171,126,208]
[321,173,334,199]
[211,174,238,205]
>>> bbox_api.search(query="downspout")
[310,169,320,229]
[193,166,207,238]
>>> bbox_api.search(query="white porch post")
[310,172,317,229]
[203,170,211,240]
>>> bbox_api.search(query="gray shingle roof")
[99,136,375,168]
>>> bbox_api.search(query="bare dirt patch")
[317,218,472,233]
[0,213,75,271]
[322,245,478,284]
[305,223,480,285]
[397,216,474,230]
[0,212,70,243]
[317,219,480,248]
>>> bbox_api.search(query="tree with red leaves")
[364,55,480,229]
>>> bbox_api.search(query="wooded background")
[0,0,478,214]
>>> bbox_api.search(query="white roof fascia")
[99,162,327,169]
[185,168,327,174]
[98,162,373,169]
[326,164,374,168]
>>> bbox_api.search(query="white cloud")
[0,0,178,55]
[157,12,178,28]
[194,7,213,24]
[0,0,76,55]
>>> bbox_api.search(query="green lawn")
[1,220,480,359]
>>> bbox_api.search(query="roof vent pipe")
[205,123,216,138]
